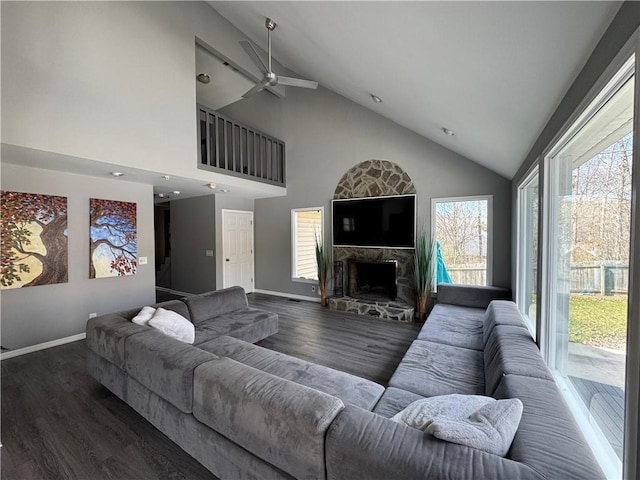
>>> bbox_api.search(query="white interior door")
[222,209,254,292]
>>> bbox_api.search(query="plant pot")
[320,286,328,307]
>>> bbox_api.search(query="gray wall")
[170,195,216,294]
[169,193,254,293]
[222,85,512,297]
[0,163,155,350]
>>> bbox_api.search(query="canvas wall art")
[1,191,69,289]
[90,198,137,278]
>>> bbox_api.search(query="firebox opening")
[348,260,398,302]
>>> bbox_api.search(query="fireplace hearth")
[348,260,397,302]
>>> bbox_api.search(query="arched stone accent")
[331,160,417,321]
[333,160,416,199]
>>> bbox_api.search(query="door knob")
[226,258,230,262]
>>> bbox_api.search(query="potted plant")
[414,230,436,322]
[315,235,331,306]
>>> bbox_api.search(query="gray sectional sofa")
[86,284,604,480]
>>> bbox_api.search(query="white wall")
[0,163,155,351]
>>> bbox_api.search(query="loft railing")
[197,104,286,187]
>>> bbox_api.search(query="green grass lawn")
[569,294,627,349]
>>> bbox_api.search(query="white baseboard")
[253,289,321,303]
[1,333,86,361]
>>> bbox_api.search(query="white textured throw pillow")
[148,308,195,344]
[391,394,523,457]
[131,306,156,326]
[426,398,523,456]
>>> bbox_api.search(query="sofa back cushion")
[86,314,148,369]
[183,286,248,325]
[483,300,529,344]
[437,284,511,309]
[193,357,344,480]
[494,375,605,479]
[124,329,218,413]
[484,325,552,396]
[119,299,191,322]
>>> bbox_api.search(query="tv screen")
[332,194,415,248]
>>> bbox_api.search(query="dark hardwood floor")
[1,293,420,479]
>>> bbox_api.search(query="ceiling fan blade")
[278,76,318,89]
[242,83,266,99]
[239,40,269,75]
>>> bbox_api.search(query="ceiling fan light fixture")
[207,183,217,190]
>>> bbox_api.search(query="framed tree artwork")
[89,198,137,278]
[1,191,69,289]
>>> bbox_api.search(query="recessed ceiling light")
[207,183,217,190]
[220,189,229,193]
[172,190,181,195]
[111,171,124,177]
[442,127,455,136]
[197,73,211,84]
[370,94,383,104]
[156,193,167,198]
[162,175,170,181]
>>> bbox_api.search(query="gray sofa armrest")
[326,406,540,480]
[436,284,511,309]
[183,286,249,325]
[193,357,344,480]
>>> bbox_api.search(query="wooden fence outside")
[446,262,629,295]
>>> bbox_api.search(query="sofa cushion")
[484,325,552,396]
[325,406,540,480]
[389,340,485,397]
[436,284,511,309]
[483,300,529,344]
[86,314,148,368]
[372,387,426,418]
[183,286,248,325]
[494,374,605,479]
[198,335,384,411]
[193,357,344,480]
[193,308,278,345]
[417,304,484,350]
[124,328,218,413]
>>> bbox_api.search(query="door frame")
[221,209,255,292]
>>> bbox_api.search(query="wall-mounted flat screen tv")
[332,194,416,248]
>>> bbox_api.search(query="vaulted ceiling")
[208,1,621,179]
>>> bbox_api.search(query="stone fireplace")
[328,159,417,322]
[348,260,397,302]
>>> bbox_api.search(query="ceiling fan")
[239,17,318,99]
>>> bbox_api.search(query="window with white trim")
[291,207,323,282]
[432,196,492,286]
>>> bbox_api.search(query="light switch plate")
[139,256,148,265]
[206,250,214,257]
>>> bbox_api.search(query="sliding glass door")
[543,55,634,476]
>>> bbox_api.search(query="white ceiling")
[209,1,621,179]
